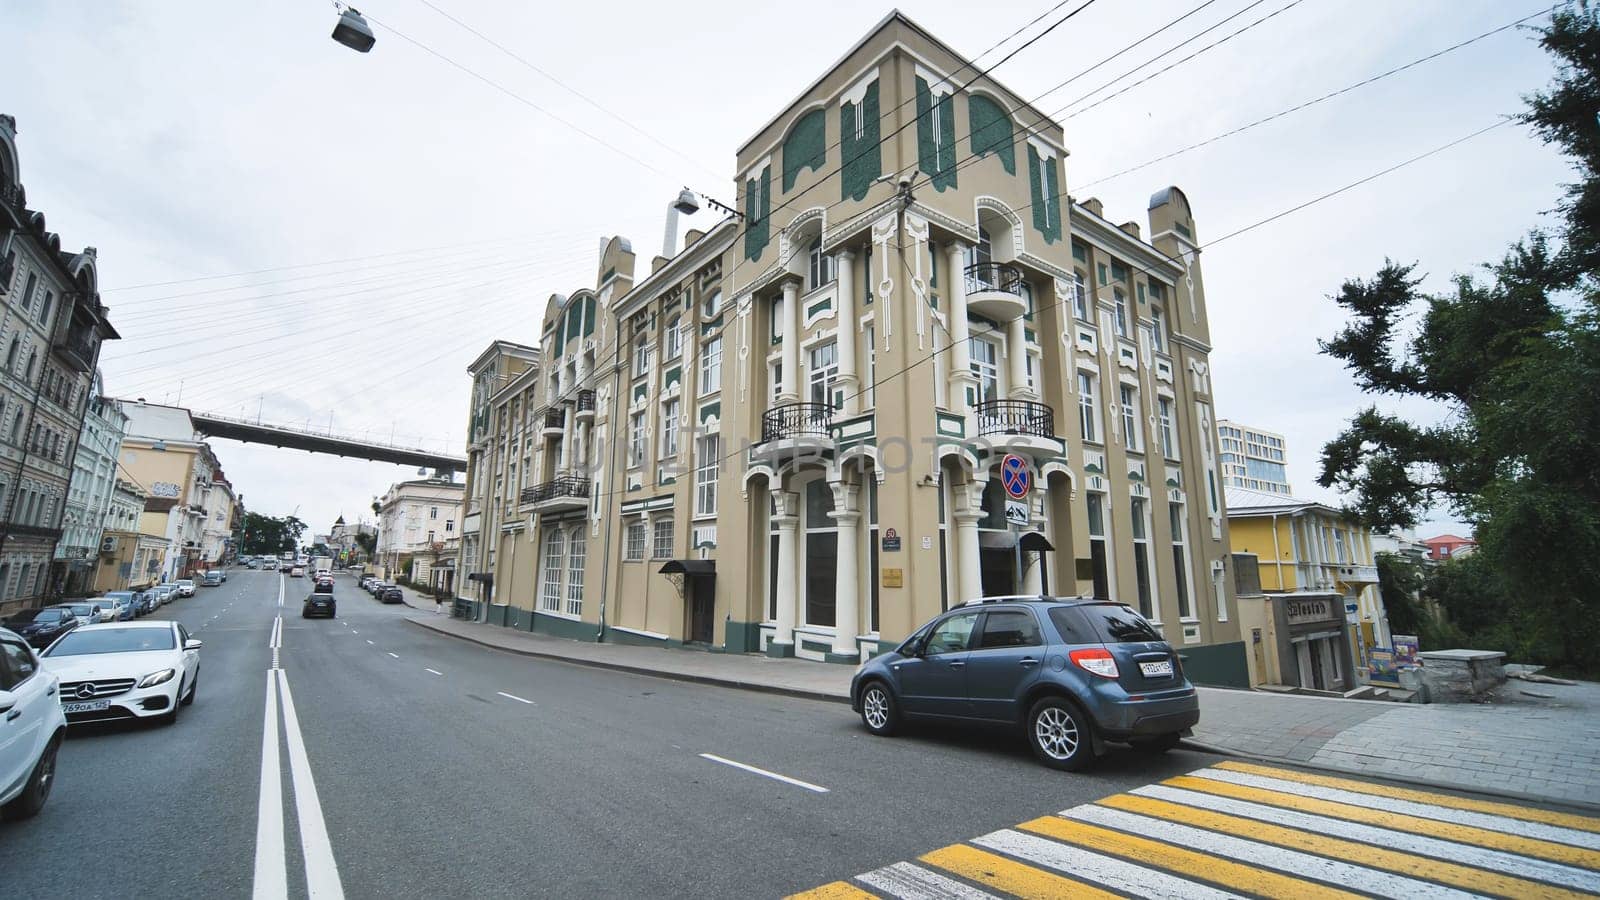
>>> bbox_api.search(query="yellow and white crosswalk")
[790,761,1600,899]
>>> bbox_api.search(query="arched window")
[805,242,833,292]
[702,289,723,318]
[632,334,650,378]
[663,315,682,361]
[540,529,565,613]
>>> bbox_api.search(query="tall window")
[1334,528,1348,563]
[652,518,674,559]
[628,411,647,467]
[1113,288,1130,338]
[632,334,650,378]
[1078,372,1098,442]
[808,341,839,408]
[1171,504,1193,619]
[39,291,53,326]
[703,289,723,318]
[430,506,439,519]
[541,529,565,612]
[700,336,722,394]
[1087,493,1110,600]
[4,338,16,370]
[660,399,680,457]
[624,520,646,560]
[1151,306,1167,353]
[664,315,682,360]
[565,527,585,616]
[1130,498,1155,619]
[1072,270,1090,321]
[1158,397,1177,459]
[695,435,719,516]
[1120,384,1140,451]
[20,273,35,311]
[806,240,835,291]
[970,337,999,404]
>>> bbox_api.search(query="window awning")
[466,572,494,585]
[1019,532,1054,552]
[977,531,1054,551]
[659,559,715,577]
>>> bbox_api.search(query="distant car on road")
[0,625,67,820]
[40,621,202,726]
[303,580,336,619]
[100,595,133,621]
[245,560,259,570]
[147,585,173,608]
[175,580,196,598]
[2,607,79,649]
[850,597,1199,771]
[58,602,104,628]
[289,567,305,578]
[200,571,222,587]
[379,586,403,604]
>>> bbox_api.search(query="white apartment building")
[376,476,464,581]
[1217,419,1291,495]
[56,371,127,593]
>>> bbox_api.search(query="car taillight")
[1069,647,1120,679]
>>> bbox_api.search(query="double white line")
[254,614,345,899]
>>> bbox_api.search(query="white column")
[557,407,572,473]
[945,243,976,418]
[954,480,985,602]
[778,280,801,403]
[829,480,860,660]
[1007,313,1031,399]
[835,249,859,415]
[771,489,799,655]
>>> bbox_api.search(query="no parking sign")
[1000,454,1031,499]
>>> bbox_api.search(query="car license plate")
[1139,659,1174,678]
[62,700,110,713]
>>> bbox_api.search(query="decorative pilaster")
[769,489,799,656]
[828,480,861,661]
[778,280,801,403]
[1007,313,1031,399]
[954,479,985,603]
[835,249,859,414]
[945,243,976,420]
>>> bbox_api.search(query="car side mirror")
[184,639,203,650]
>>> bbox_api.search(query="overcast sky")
[3,0,1570,538]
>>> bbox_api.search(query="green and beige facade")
[458,12,1249,685]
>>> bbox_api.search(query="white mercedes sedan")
[39,622,201,726]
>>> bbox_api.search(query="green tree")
[1374,552,1425,635]
[238,512,308,555]
[1318,4,1600,673]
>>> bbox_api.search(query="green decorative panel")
[701,314,723,336]
[1175,221,1192,238]
[633,382,648,403]
[602,266,615,284]
[663,366,682,390]
[584,295,597,336]
[565,304,582,342]
[782,108,827,193]
[1179,641,1250,688]
[914,77,957,192]
[967,94,1015,175]
[806,297,833,318]
[550,323,564,357]
[699,401,720,424]
[841,80,882,202]
[801,639,831,655]
[744,166,771,262]
[529,611,594,642]
[1027,145,1063,244]
[1025,328,1036,343]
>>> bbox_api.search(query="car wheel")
[858,681,899,736]
[1026,696,1097,772]
[1131,732,1181,753]
[1,733,60,820]
[181,670,198,706]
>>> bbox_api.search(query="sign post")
[1000,454,1031,593]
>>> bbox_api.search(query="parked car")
[246,560,259,570]
[58,602,104,628]
[175,579,196,598]
[849,597,1199,771]
[0,625,67,820]
[303,581,336,619]
[128,591,155,616]
[40,621,202,726]
[3,607,79,649]
[101,595,135,621]
[200,571,222,587]
[218,569,228,582]
[379,586,403,604]
[147,586,172,608]
[289,567,305,578]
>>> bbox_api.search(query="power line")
[1074,7,1552,190]
[1027,0,1228,108]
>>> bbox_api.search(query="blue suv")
[850,596,1199,770]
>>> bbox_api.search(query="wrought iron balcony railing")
[760,402,834,443]
[520,475,590,506]
[975,399,1055,439]
[963,262,1025,298]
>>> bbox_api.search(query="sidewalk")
[406,613,1600,809]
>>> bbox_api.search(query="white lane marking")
[1190,768,1600,850]
[496,691,534,705]
[424,668,443,677]
[277,575,284,609]
[1063,805,1477,899]
[857,861,1001,899]
[251,672,286,900]
[387,652,399,658]
[1133,783,1600,891]
[350,630,358,635]
[275,669,345,898]
[365,640,374,645]
[972,829,1240,900]
[698,753,829,793]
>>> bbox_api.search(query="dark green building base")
[1180,641,1251,688]
[765,641,794,658]
[723,620,760,654]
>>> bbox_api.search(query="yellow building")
[1225,486,1387,688]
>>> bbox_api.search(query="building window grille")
[652,519,674,560]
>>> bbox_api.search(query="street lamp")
[332,6,376,53]
[661,188,700,258]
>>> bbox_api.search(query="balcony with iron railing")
[754,402,835,462]
[963,262,1028,320]
[53,317,99,374]
[574,388,596,420]
[542,406,565,437]
[975,399,1055,439]
[519,474,589,511]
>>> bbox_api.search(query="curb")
[405,618,851,705]
[1179,738,1600,814]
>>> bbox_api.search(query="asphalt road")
[0,569,1224,898]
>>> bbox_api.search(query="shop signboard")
[1285,596,1333,626]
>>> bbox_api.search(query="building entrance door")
[979,546,1016,597]
[687,574,715,645]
